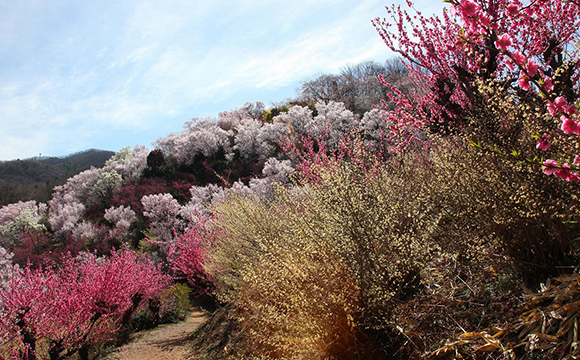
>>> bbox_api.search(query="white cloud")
[0,0,445,160]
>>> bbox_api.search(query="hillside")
[0,149,115,205]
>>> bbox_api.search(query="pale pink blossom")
[542,159,559,175]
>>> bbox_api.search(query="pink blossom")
[460,0,479,16]
[518,76,530,90]
[507,3,519,17]
[513,51,526,66]
[526,59,539,77]
[543,76,554,92]
[542,159,559,175]
[548,102,558,116]
[536,134,551,151]
[504,57,515,71]
[495,34,513,51]
[479,14,490,27]
[548,96,568,116]
[574,155,580,167]
[561,115,579,134]
[555,96,569,110]
[555,163,574,181]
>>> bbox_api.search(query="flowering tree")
[0,246,18,296]
[0,201,47,249]
[311,101,359,147]
[157,119,233,165]
[141,193,183,242]
[217,101,266,131]
[104,206,136,233]
[90,170,124,207]
[48,196,85,235]
[0,250,170,360]
[104,145,149,182]
[165,218,214,294]
[372,0,580,177]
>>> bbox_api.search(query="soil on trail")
[106,310,207,360]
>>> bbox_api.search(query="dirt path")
[105,311,207,360]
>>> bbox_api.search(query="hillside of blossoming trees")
[3,0,580,358]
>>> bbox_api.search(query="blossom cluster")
[0,249,170,360]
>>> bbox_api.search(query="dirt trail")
[106,311,207,360]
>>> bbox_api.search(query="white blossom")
[104,205,136,231]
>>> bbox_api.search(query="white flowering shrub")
[91,170,124,207]
[359,108,392,150]
[71,220,102,242]
[48,197,85,234]
[272,105,314,144]
[45,146,149,238]
[256,122,288,160]
[0,246,18,300]
[0,201,48,248]
[104,205,136,232]
[104,145,149,182]
[169,119,233,165]
[51,167,104,207]
[311,101,358,147]
[234,118,265,161]
[218,101,265,130]
[142,193,183,242]
[0,201,47,225]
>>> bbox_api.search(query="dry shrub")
[208,194,382,359]
[235,249,375,359]
[420,133,580,282]
[203,127,580,357]
[206,149,446,358]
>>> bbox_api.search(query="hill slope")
[0,149,115,205]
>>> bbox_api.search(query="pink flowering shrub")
[370,0,580,280]
[165,218,214,295]
[0,249,170,360]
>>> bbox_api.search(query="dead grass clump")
[428,272,580,360]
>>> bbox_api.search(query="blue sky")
[0,0,446,161]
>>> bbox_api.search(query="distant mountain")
[0,149,115,206]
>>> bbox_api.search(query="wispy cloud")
[0,0,445,160]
